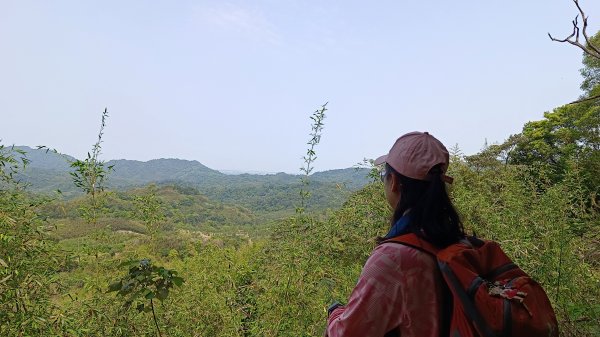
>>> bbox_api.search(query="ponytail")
[387,163,464,247]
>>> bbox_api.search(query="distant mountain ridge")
[107,158,223,187]
[11,146,371,212]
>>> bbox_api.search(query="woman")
[326,131,465,337]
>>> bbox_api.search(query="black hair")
[385,163,465,247]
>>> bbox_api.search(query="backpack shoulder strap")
[381,233,441,256]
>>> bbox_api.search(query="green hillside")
[12,146,370,213]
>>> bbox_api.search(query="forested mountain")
[12,146,224,193]
[12,146,370,212]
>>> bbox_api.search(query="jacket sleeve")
[326,244,406,337]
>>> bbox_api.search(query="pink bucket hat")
[374,131,453,183]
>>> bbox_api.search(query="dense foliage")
[2,154,598,336]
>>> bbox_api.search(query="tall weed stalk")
[69,108,113,226]
[296,102,327,215]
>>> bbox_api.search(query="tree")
[549,0,600,104]
[507,101,599,184]
[503,2,600,193]
[133,184,166,240]
[580,33,600,94]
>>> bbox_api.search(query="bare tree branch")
[574,0,600,56]
[548,0,600,60]
[548,16,579,43]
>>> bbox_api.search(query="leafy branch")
[108,259,184,337]
[296,102,327,214]
[0,144,30,188]
[354,158,380,183]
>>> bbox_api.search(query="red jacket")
[327,243,444,337]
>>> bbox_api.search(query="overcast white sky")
[1,0,599,173]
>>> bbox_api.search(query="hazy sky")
[2,0,599,173]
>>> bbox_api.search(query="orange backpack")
[384,233,559,337]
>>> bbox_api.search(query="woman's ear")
[390,173,401,193]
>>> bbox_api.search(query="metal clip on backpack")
[384,233,559,337]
